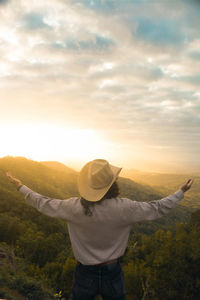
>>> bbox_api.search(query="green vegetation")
[122,169,200,209]
[123,214,200,300]
[0,156,199,299]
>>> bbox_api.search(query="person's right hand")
[180,179,194,193]
[6,171,22,188]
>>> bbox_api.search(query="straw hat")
[78,159,122,202]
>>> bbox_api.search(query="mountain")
[0,156,195,299]
[40,161,77,175]
[121,169,200,209]
[0,156,192,233]
[0,156,78,199]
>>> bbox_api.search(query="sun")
[0,122,111,169]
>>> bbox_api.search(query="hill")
[121,169,200,209]
[40,161,77,175]
[0,156,78,199]
[0,156,192,233]
[0,156,196,299]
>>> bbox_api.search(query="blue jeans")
[72,260,126,300]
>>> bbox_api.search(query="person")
[6,159,193,300]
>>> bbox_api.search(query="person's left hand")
[180,179,194,193]
[6,171,22,188]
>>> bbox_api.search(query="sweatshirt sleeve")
[18,185,76,221]
[123,189,184,225]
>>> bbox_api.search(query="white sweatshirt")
[19,185,184,265]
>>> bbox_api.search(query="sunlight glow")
[0,123,112,168]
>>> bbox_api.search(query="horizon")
[0,0,200,173]
[0,154,199,175]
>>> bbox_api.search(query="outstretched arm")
[124,179,194,224]
[6,172,76,221]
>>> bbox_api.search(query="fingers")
[6,171,15,182]
[186,179,192,184]
[185,179,194,191]
[6,171,13,179]
[187,179,193,188]
[181,178,194,193]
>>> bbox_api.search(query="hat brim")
[78,161,122,202]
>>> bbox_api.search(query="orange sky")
[0,0,200,173]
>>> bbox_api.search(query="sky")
[0,0,200,173]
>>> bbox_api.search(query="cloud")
[71,0,116,13]
[173,73,200,87]
[0,0,8,4]
[0,0,200,171]
[132,16,187,46]
[188,51,200,60]
[52,35,114,52]
[21,12,52,30]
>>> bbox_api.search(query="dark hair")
[80,181,120,216]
